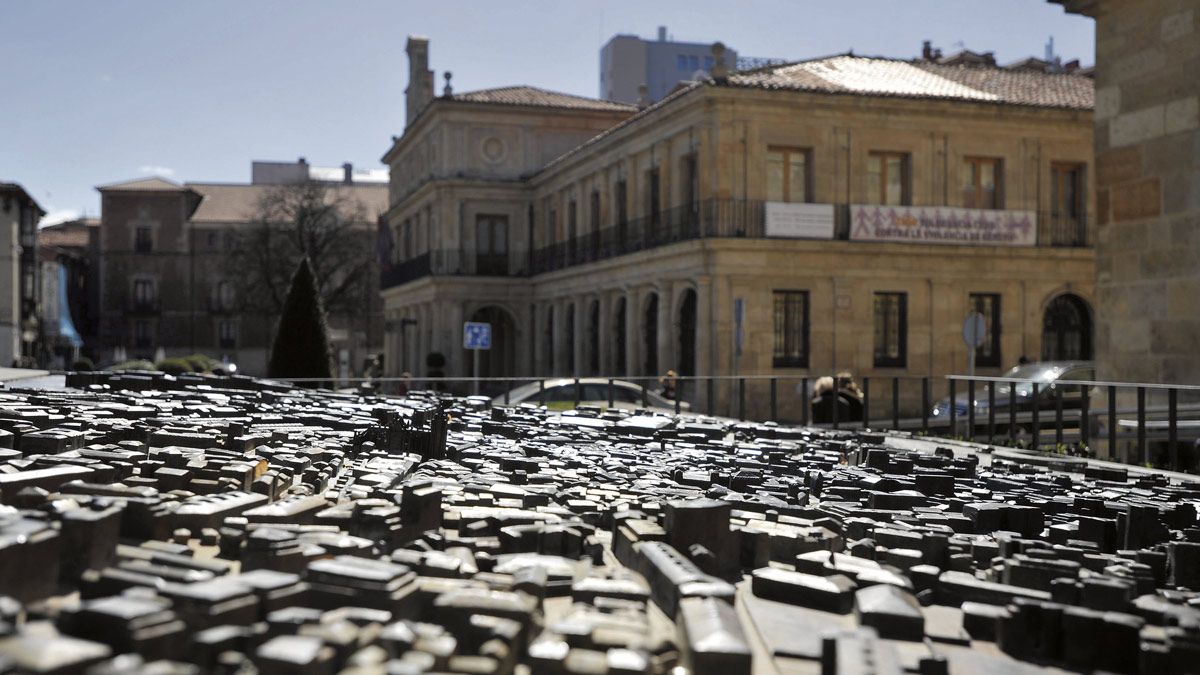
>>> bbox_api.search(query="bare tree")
[224,181,375,317]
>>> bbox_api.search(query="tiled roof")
[95,176,193,192]
[726,54,1093,110]
[37,221,93,249]
[451,86,637,112]
[186,182,389,224]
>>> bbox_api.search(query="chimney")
[298,157,308,165]
[710,42,728,82]
[405,36,435,127]
[657,26,667,42]
[922,40,933,60]
[342,162,353,184]
[637,84,650,110]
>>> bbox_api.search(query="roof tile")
[727,55,1093,109]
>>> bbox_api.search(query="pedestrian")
[659,369,679,400]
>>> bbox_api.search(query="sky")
[0,0,1094,226]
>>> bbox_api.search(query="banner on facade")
[764,202,835,239]
[849,205,1037,246]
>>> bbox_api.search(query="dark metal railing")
[381,202,1089,288]
[272,370,1196,473]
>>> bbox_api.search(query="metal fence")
[278,372,1200,472]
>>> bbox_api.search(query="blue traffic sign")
[463,322,492,350]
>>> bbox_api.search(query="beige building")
[1052,0,1200,386]
[380,39,1097,419]
[96,165,387,376]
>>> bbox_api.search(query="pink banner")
[850,205,1037,246]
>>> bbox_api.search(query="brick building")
[380,39,1097,419]
[96,164,387,375]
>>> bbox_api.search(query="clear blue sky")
[0,0,1093,225]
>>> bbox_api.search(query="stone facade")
[380,42,1097,420]
[96,175,387,375]
[1055,0,1200,385]
[0,183,44,367]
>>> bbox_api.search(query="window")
[403,219,413,260]
[615,180,629,250]
[218,321,237,349]
[773,291,809,368]
[646,169,661,228]
[207,231,218,248]
[873,292,907,368]
[214,280,235,312]
[566,201,577,259]
[615,180,628,226]
[589,191,602,251]
[475,215,508,275]
[969,293,1002,368]
[767,147,810,203]
[133,279,156,310]
[868,152,910,206]
[1050,162,1086,245]
[682,154,699,214]
[962,157,1001,209]
[134,226,153,253]
[133,320,152,349]
[677,55,688,70]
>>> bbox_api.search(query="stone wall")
[1087,0,1200,384]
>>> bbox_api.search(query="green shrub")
[71,357,94,371]
[111,359,155,371]
[267,258,333,386]
[183,353,218,373]
[155,358,194,375]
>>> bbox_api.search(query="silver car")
[493,377,690,412]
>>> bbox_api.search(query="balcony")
[379,199,1089,288]
[380,250,526,290]
[126,299,161,315]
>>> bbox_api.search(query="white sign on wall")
[764,202,836,239]
[849,205,1038,246]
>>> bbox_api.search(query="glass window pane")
[868,155,882,204]
[789,152,807,203]
[886,156,903,205]
[961,162,978,208]
[767,151,784,202]
[477,219,490,253]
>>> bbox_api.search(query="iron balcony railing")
[380,200,1090,287]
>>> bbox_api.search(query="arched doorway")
[466,305,517,392]
[587,300,600,375]
[643,294,659,376]
[677,289,697,376]
[613,297,627,374]
[1042,294,1092,361]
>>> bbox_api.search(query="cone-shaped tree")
[268,257,333,385]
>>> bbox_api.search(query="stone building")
[380,39,1097,419]
[0,183,45,367]
[1052,0,1200,386]
[96,165,387,375]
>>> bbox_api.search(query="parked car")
[493,378,691,412]
[931,360,1095,434]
